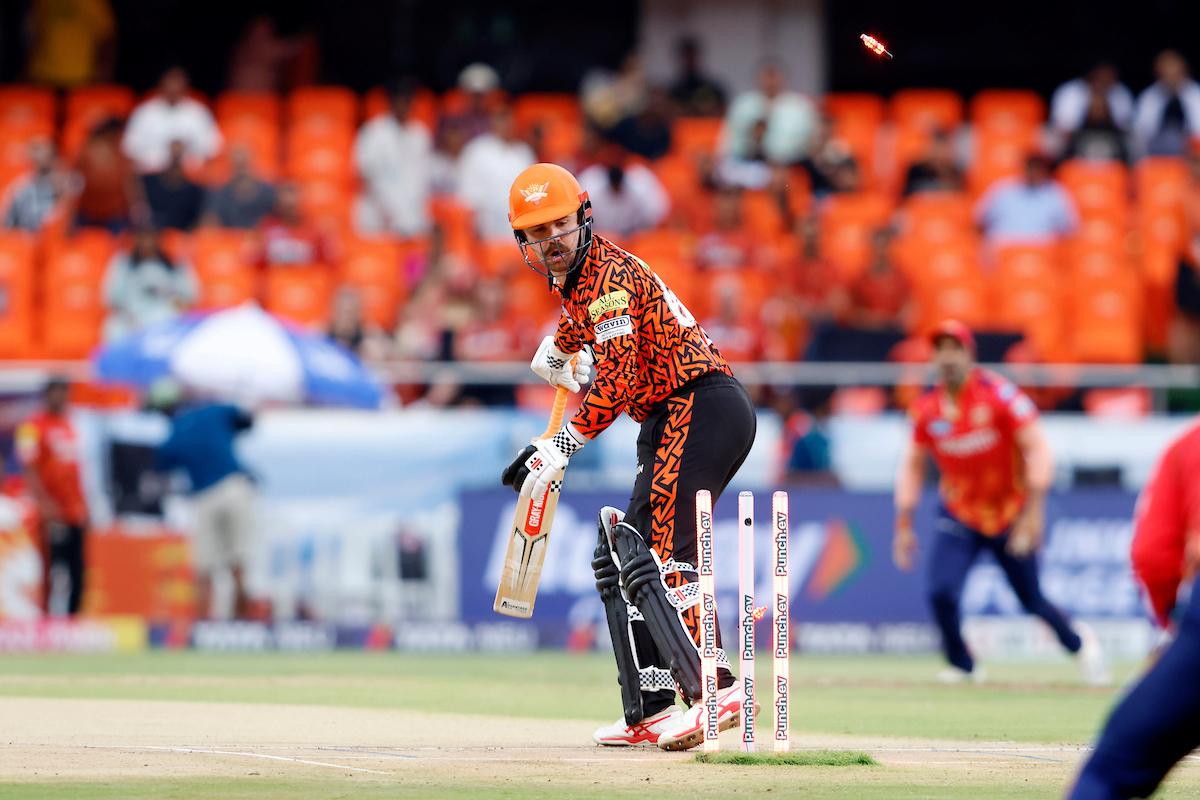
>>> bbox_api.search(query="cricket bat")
[493,385,571,618]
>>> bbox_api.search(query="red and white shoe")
[655,684,746,751]
[593,706,683,746]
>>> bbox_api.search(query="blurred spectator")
[696,185,756,269]
[452,279,527,406]
[431,123,469,196]
[902,130,965,196]
[353,78,433,237]
[700,280,767,362]
[1050,61,1134,156]
[1060,93,1132,164]
[123,67,222,173]
[1133,50,1200,157]
[1170,150,1200,364]
[780,390,838,487]
[975,153,1078,245]
[69,117,141,233]
[578,156,669,239]
[582,53,650,132]
[669,36,727,117]
[714,118,773,190]
[102,226,197,341]
[326,286,390,362]
[437,63,502,150]
[17,376,90,616]
[200,145,276,229]
[722,60,817,166]
[226,15,307,93]
[142,140,204,231]
[4,139,68,232]
[789,215,840,329]
[25,0,115,89]
[152,382,258,621]
[606,87,673,161]
[256,182,333,266]
[456,107,535,240]
[830,227,915,331]
[798,117,859,199]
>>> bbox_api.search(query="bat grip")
[540,356,575,439]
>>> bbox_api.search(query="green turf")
[694,750,878,766]
[0,652,1132,742]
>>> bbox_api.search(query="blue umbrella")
[94,304,383,409]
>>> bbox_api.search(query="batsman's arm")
[893,439,926,571]
[566,270,642,441]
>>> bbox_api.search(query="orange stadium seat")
[287,86,358,131]
[0,233,36,357]
[191,229,256,308]
[0,86,55,127]
[339,238,405,328]
[830,117,879,184]
[896,238,979,288]
[818,192,893,279]
[216,91,281,127]
[429,197,476,257]
[890,89,963,132]
[514,93,581,130]
[1057,160,1129,218]
[1070,246,1135,285]
[298,179,352,231]
[741,191,787,239]
[629,229,693,263]
[1134,157,1189,210]
[652,155,704,220]
[478,238,525,278]
[969,127,1039,195]
[1075,211,1129,252]
[915,274,988,333]
[824,93,886,129]
[285,127,352,181]
[886,125,935,190]
[265,265,333,328]
[993,272,1064,356]
[362,87,438,128]
[1070,274,1143,363]
[970,90,1045,133]
[62,85,135,159]
[41,232,117,357]
[672,117,724,160]
[207,117,280,182]
[897,192,974,243]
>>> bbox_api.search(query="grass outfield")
[0,651,1195,799]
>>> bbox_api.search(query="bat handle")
[539,355,576,439]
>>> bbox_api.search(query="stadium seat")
[208,117,280,182]
[264,265,333,328]
[191,229,256,309]
[215,91,281,127]
[1134,157,1189,211]
[1075,211,1129,251]
[830,117,879,185]
[897,192,974,243]
[896,238,979,288]
[1070,274,1143,363]
[62,85,135,158]
[741,191,787,239]
[42,232,117,357]
[652,155,704,219]
[285,127,352,182]
[824,93,886,129]
[886,125,935,191]
[671,117,724,160]
[890,89,963,132]
[1070,245,1135,285]
[995,244,1060,287]
[969,127,1039,195]
[0,233,36,357]
[818,193,893,279]
[286,86,358,132]
[915,274,988,333]
[0,86,55,127]
[297,178,352,231]
[993,273,1063,356]
[970,90,1045,133]
[339,238,405,328]
[429,197,477,257]
[478,238,525,278]
[1057,160,1129,218]
[629,229,693,263]
[514,93,581,131]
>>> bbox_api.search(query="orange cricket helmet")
[508,162,594,288]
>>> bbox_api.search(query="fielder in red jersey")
[1068,419,1200,800]
[893,321,1107,683]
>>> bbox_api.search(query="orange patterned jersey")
[553,235,732,439]
[911,368,1038,536]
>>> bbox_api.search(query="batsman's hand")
[893,517,917,572]
[500,425,586,499]
[530,336,593,393]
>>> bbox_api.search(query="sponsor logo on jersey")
[1011,394,1036,420]
[588,290,630,321]
[519,182,549,204]
[594,315,633,343]
[936,427,1000,457]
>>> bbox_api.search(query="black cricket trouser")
[43,522,86,616]
[623,372,757,712]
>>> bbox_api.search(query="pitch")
[0,651,1197,799]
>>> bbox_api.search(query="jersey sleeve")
[552,308,586,354]
[568,262,642,439]
[1130,445,1187,627]
[994,378,1038,433]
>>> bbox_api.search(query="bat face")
[493,468,566,618]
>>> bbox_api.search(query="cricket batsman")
[892,320,1108,684]
[499,163,757,749]
[1067,418,1200,799]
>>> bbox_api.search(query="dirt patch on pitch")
[0,697,1194,796]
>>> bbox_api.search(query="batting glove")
[529,336,594,393]
[500,425,587,499]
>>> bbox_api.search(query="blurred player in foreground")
[17,376,89,616]
[499,163,757,749]
[893,320,1108,685]
[1067,419,1200,799]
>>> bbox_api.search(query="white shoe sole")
[657,703,759,752]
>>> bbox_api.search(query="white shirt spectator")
[122,97,222,173]
[577,163,669,238]
[975,178,1079,245]
[1050,78,1134,132]
[1133,80,1200,157]
[102,253,198,342]
[721,91,817,165]
[353,113,433,237]
[456,134,535,240]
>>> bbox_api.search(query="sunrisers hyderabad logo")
[520,182,550,204]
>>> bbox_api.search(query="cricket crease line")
[83,744,391,775]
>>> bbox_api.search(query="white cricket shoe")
[1075,622,1112,686]
[655,684,746,751]
[936,666,987,684]
[593,705,683,747]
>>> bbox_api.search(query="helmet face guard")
[514,200,593,288]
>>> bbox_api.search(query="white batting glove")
[530,336,594,393]
[517,425,587,500]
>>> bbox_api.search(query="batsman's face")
[522,214,583,276]
[932,336,972,387]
